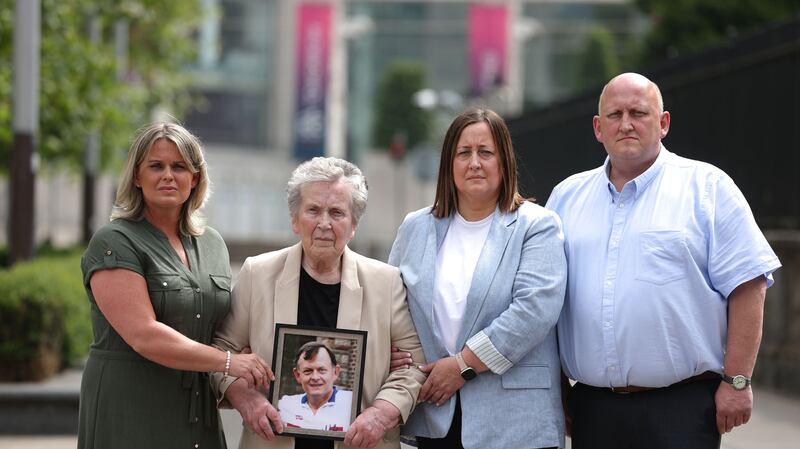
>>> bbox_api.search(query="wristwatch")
[722,373,751,390]
[455,352,477,381]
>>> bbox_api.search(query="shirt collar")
[603,144,670,201]
[301,386,339,405]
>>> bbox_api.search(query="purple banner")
[468,4,508,97]
[294,3,332,160]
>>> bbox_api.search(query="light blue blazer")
[388,202,567,449]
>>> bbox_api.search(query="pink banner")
[468,4,509,97]
[294,3,332,160]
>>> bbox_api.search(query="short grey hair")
[286,157,368,224]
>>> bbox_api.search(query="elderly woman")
[388,108,568,449]
[211,157,426,449]
[79,122,271,449]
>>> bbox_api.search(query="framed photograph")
[270,324,367,440]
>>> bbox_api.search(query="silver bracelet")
[224,350,231,377]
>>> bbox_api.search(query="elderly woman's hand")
[226,378,283,441]
[344,400,401,449]
[228,348,274,389]
[417,357,465,406]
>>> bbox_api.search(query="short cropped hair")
[111,122,210,236]
[431,108,525,218]
[286,157,368,224]
[294,341,338,368]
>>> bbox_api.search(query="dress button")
[105,250,112,256]
[196,314,201,319]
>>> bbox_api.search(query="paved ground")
[1,367,798,449]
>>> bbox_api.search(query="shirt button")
[610,366,616,371]
[618,203,625,208]
[162,282,168,287]
[195,287,201,293]
[194,444,199,448]
[194,417,199,423]
[196,314,201,319]
[105,250,112,256]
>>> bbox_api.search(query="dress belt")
[609,371,721,394]
[90,349,214,427]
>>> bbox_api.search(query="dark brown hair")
[294,341,337,367]
[431,108,525,218]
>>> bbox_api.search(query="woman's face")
[292,180,356,264]
[452,121,502,207]
[135,138,198,214]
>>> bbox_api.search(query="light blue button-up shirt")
[546,147,781,388]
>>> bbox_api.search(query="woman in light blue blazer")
[388,108,567,449]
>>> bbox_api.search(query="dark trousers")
[568,379,721,449]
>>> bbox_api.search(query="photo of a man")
[278,341,354,432]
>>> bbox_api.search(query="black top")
[295,266,341,449]
[297,266,341,329]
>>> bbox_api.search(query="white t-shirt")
[278,387,353,432]
[434,210,493,355]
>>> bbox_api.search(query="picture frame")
[270,323,367,440]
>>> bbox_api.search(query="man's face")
[593,74,670,170]
[293,348,341,405]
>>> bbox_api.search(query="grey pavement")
[1,367,799,449]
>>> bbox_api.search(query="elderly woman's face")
[292,180,356,263]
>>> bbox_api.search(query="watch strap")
[455,352,469,372]
[722,373,751,389]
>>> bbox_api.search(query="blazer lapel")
[336,246,363,330]
[274,243,302,325]
[455,208,517,349]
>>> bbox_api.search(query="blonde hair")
[111,122,210,235]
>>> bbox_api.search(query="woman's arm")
[90,268,271,387]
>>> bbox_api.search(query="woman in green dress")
[78,122,272,448]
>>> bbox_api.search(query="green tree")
[575,26,620,91]
[372,60,432,153]
[0,0,201,173]
[634,0,800,64]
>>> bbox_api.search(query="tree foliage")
[634,0,800,64]
[575,26,620,91]
[372,60,432,153]
[0,0,202,173]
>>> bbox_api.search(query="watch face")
[732,375,748,390]
[461,368,477,381]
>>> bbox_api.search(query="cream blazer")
[211,243,426,449]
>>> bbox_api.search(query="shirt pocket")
[500,364,551,389]
[209,274,232,320]
[145,272,182,320]
[635,230,688,285]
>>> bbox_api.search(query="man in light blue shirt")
[546,72,781,449]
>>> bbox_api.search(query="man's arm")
[715,275,766,434]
